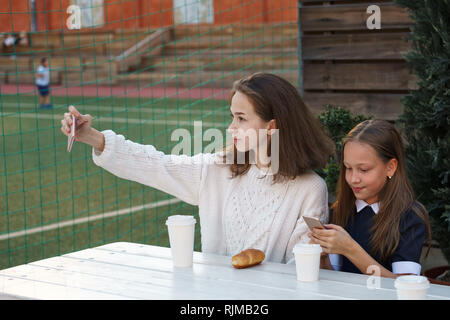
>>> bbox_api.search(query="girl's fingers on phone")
[68,105,76,114]
[310,235,329,250]
[62,112,72,125]
[68,105,81,118]
[309,232,320,242]
[60,125,69,136]
[69,106,92,127]
[313,227,334,237]
[61,113,72,132]
[61,122,69,134]
[61,116,67,128]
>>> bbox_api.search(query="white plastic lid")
[165,215,196,226]
[394,275,430,290]
[292,243,322,254]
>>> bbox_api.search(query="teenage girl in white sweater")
[60,73,335,263]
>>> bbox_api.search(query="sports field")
[0,93,230,269]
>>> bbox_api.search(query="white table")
[0,241,449,300]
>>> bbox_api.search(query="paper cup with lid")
[394,275,430,300]
[293,243,322,282]
[166,215,196,267]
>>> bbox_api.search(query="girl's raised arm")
[61,106,213,205]
[92,130,213,205]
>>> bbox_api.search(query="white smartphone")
[303,216,326,230]
[67,114,76,152]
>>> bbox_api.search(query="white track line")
[0,112,228,128]
[0,102,229,116]
[0,102,222,241]
[0,198,182,241]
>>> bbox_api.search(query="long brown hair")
[331,120,431,262]
[223,72,335,183]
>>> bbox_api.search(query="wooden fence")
[299,0,414,120]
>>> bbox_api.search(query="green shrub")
[394,0,450,264]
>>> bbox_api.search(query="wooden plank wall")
[299,0,414,120]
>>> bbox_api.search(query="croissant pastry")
[231,248,265,269]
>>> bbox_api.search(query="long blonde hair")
[331,120,431,262]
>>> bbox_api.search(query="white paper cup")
[394,275,430,300]
[293,243,322,282]
[166,215,196,267]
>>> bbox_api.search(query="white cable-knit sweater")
[92,130,329,264]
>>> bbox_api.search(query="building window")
[71,0,104,28]
[173,0,214,24]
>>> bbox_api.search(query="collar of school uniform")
[355,199,379,214]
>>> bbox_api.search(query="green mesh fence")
[0,0,298,269]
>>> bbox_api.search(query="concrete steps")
[1,24,299,89]
[133,23,299,88]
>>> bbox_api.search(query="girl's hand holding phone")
[308,224,356,256]
[61,105,93,143]
[61,105,105,152]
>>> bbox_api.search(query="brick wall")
[0,0,298,33]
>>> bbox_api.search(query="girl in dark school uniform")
[308,119,431,278]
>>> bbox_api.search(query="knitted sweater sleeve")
[285,176,329,264]
[92,130,211,206]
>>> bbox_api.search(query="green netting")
[0,0,298,269]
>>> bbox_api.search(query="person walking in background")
[36,57,52,109]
